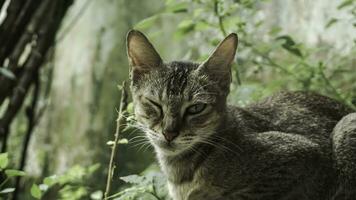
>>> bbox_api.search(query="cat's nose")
[163,131,179,142]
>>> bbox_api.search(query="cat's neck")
[155,135,219,183]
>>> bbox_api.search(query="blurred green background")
[1,0,355,199]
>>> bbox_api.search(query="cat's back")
[216,91,353,199]
[243,91,352,141]
[248,91,351,120]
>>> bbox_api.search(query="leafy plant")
[133,0,356,109]
[108,169,169,200]
[29,164,101,200]
[0,153,26,197]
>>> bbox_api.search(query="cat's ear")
[126,30,162,81]
[197,33,238,90]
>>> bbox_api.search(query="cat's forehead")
[136,61,217,105]
[163,61,199,96]
[143,61,204,100]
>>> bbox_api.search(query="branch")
[104,81,129,200]
[213,0,241,85]
[0,0,51,105]
[0,0,6,11]
[12,74,40,200]
[0,0,73,151]
[0,0,25,61]
[214,0,227,37]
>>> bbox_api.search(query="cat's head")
[126,30,237,156]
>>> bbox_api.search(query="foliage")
[0,153,26,196]
[31,164,102,200]
[109,168,169,200]
[133,0,356,108]
[0,154,101,200]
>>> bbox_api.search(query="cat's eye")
[146,98,163,114]
[186,103,207,115]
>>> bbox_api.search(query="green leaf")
[31,184,42,199]
[325,18,338,29]
[88,163,100,174]
[107,139,129,146]
[174,19,195,39]
[120,175,146,185]
[276,35,303,58]
[5,169,26,177]
[0,153,8,169]
[0,68,16,80]
[165,2,188,13]
[118,138,129,144]
[337,0,354,9]
[127,102,134,114]
[0,188,15,194]
[90,190,103,200]
[134,15,159,30]
[269,27,282,36]
[43,175,58,187]
[195,21,210,31]
[39,184,49,192]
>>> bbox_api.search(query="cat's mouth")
[152,139,189,155]
[146,132,192,155]
[156,140,177,150]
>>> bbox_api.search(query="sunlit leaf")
[177,20,195,33]
[90,190,103,200]
[5,169,26,177]
[39,184,49,191]
[120,174,146,185]
[174,19,195,39]
[43,175,58,187]
[165,2,188,13]
[0,153,8,169]
[337,0,354,9]
[127,102,134,114]
[118,138,129,144]
[193,8,204,18]
[325,18,338,29]
[0,68,16,80]
[269,27,282,36]
[88,163,100,174]
[31,184,42,199]
[0,188,15,194]
[134,15,159,30]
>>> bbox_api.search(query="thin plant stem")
[104,81,128,199]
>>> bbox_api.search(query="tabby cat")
[126,30,356,200]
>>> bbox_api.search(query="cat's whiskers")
[187,143,209,158]
[129,137,152,152]
[198,135,241,156]
[138,141,153,152]
[129,135,148,143]
[129,138,149,146]
[125,127,144,137]
[209,134,243,153]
